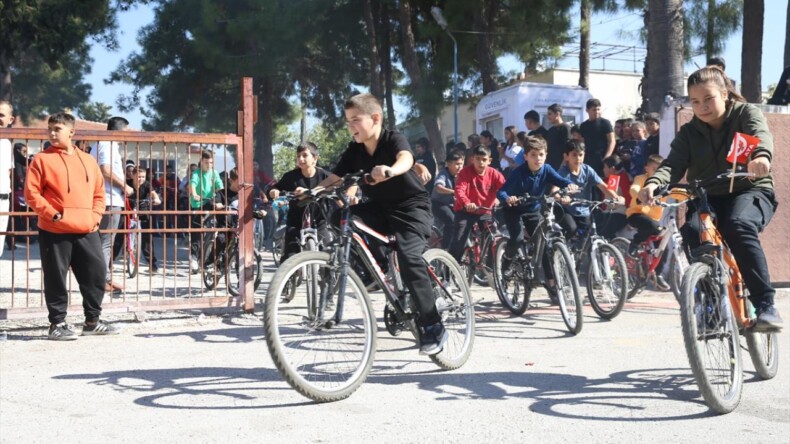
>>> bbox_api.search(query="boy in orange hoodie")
[25,113,119,340]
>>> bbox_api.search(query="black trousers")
[449,211,484,262]
[682,187,777,308]
[627,213,660,248]
[282,219,330,263]
[595,211,627,239]
[140,218,157,266]
[431,201,454,250]
[336,197,440,327]
[38,229,106,325]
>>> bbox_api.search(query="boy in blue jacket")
[497,137,578,287]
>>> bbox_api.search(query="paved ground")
[1,280,788,443]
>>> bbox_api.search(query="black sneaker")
[655,275,671,292]
[501,256,514,280]
[754,305,783,332]
[81,320,120,336]
[48,323,78,341]
[419,322,448,355]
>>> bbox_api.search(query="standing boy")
[188,150,224,274]
[312,93,447,355]
[449,145,505,262]
[92,116,134,292]
[25,113,119,340]
[129,166,161,273]
[579,99,616,176]
[524,110,548,140]
[545,104,571,170]
[0,101,14,255]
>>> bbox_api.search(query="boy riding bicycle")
[496,136,579,294]
[449,144,505,263]
[309,93,446,355]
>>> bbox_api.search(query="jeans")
[99,206,122,282]
[449,211,484,262]
[682,187,778,308]
[431,202,454,250]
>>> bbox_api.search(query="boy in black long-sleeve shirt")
[311,93,446,356]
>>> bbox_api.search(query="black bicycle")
[492,190,583,333]
[264,172,474,402]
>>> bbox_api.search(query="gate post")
[240,77,256,312]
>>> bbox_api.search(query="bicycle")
[264,171,474,402]
[567,199,628,320]
[269,196,289,266]
[492,190,583,334]
[202,199,264,295]
[459,206,503,288]
[659,172,779,414]
[611,197,689,301]
[123,197,143,278]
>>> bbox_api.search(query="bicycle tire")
[492,238,531,315]
[126,232,139,279]
[610,237,640,299]
[226,238,264,297]
[744,300,779,380]
[669,253,689,303]
[423,249,475,370]
[586,242,627,320]
[679,261,743,414]
[272,234,284,266]
[202,240,219,290]
[552,241,583,334]
[264,251,377,403]
[460,248,475,288]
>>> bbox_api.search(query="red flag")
[606,174,620,192]
[726,132,760,164]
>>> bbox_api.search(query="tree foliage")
[0,0,119,108]
[78,101,114,123]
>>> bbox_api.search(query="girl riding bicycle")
[268,143,331,263]
[640,66,782,331]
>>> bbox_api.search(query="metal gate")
[0,78,258,320]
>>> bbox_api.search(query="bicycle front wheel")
[201,240,219,290]
[423,249,475,370]
[586,243,627,320]
[492,238,531,315]
[669,253,689,303]
[680,262,743,414]
[264,251,377,403]
[552,241,583,335]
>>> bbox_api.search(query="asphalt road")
[1,286,788,443]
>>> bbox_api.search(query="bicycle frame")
[572,200,616,284]
[521,195,566,282]
[463,211,501,276]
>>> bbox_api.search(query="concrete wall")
[676,107,790,285]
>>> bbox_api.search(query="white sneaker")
[190,258,199,274]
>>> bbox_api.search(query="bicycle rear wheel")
[264,251,377,403]
[586,243,627,320]
[552,241,583,335]
[423,249,475,370]
[492,238,531,315]
[227,238,264,297]
[680,262,743,414]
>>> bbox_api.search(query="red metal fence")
[0,78,259,319]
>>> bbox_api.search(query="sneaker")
[754,305,783,332]
[150,262,160,273]
[190,257,200,274]
[48,323,78,341]
[104,282,123,294]
[655,275,671,292]
[419,322,448,355]
[501,256,514,280]
[81,320,121,336]
[545,283,560,305]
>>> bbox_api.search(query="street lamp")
[431,6,458,144]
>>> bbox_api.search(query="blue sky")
[85,2,788,129]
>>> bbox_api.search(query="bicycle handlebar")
[656,171,756,199]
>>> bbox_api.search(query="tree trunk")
[363,0,383,99]
[646,0,684,113]
[397,0,445,161]
[579,0,591,88]
[379,0,396,128]
[299,83,308,144]
[474,0,499,94]
[255,76,275,178]
[705,0,715,61]
[785,1,790,68]
[640,7,650,114]
[741,0,764,103]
